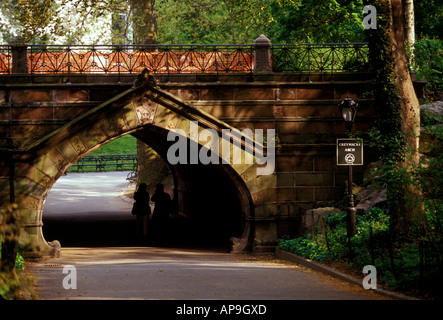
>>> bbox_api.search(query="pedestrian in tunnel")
[132,183,151,238]
[150,183,172,239]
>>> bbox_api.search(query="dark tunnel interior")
[42,125,250,251]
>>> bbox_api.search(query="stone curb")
[275,248,419,300]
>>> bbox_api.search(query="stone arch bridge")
[0,37,425,256]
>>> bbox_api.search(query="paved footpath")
[28,246,389,301]
[30,171,393,308]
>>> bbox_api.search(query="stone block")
[12,124,58,139]
[296,88,334,100]
[277,172,294,187]
[14,194,42,212]
[54,105,92,120]
[121,104,138,129]
[110,109,131,133]
[334,84,371,100]
[11,90,51,103]
[314,156,337,171]
[295,186,315,202]
[295,156,315,171]
[276,156,295,172]
[277,187,295,201]
[34,152,63,177]
[276,121,335,135]
[199,105,235,118]
[99,114,121,140]
[273,104,286,117]
[54,89,89,102]
[275,121,298,134]
[14,177,46,199]
[235,88,275,100]
[296,104,337,118]
[176,89,200,101]
[0,178,9,194]
[251,188,276,205]
[277,202,295,216]
[0,108,8,121]
[56,140,79,163]
[14,162,53,187]
[11,107,54,120]
[254,203,278,217]
[238,165,258,184]
[232,161,253,177]
[334,172,349,187]
[234,104,274,118]
[314,186,344,201]
[153,105,173,129]
[200,88,234,100]
[69,135,88,155]
[17,207,41,225]
[90,88,123,101]
[278,88,297,100]
[90,122,109,146]
[295,172,334,186]
[252,220,278,252]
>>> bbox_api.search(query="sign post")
[336,139,363,237]
[336,139,363,166]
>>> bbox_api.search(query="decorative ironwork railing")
[0,45,11,74]
[27,44,255,75]
[271,43,370,74]
[0,43,370,75]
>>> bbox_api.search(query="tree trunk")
[403,0,415,50]
[389,0,425,231]
[131,0,157,44]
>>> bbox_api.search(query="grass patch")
[90,135,137,155]
[66,135,138,173]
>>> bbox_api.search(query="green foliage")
[1,0,442,46]
[0,242,25,271]
[0,0,62,44]
[156,0,274,44]
[413,38,443,99]
[415,107,443,200]
[0,204,27,300]
[279,204,443,296]
[267,0,366,43]
[414,0,443,41]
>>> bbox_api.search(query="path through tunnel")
[42,126,250,251]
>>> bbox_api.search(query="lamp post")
[338,97,358,237]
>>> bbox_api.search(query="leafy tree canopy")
[0,0,441,44]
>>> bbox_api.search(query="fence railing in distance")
[69,154,137,172]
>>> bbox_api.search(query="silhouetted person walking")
[150,183,172,240]
[132,183,151,237]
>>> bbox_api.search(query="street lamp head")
[339,96,358,130]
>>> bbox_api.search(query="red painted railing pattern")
[0,43,369,75]
[29,45,254,75]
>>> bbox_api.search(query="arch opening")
[13,85,263,256]
[41,125,252,251]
